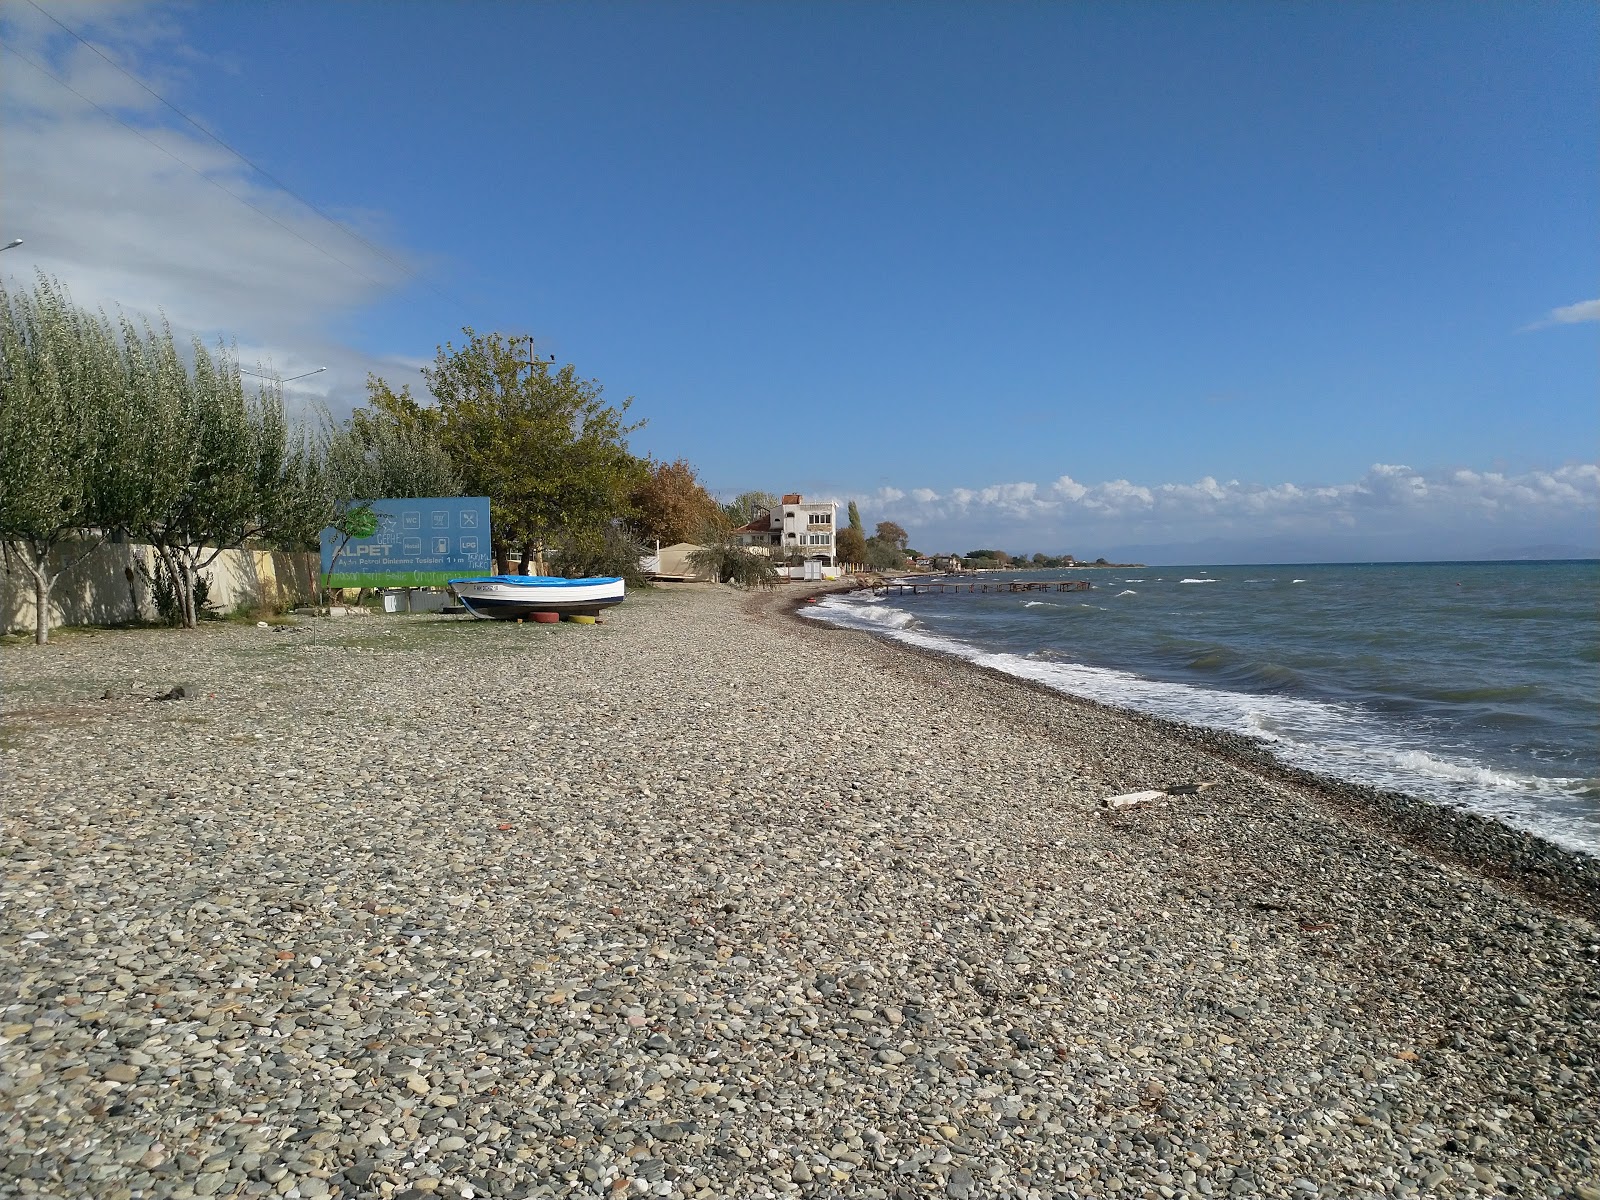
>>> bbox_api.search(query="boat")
[447,575,625,620]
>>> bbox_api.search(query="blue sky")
[2,0,1595,560]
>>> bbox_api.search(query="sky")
[1,0,1595,562]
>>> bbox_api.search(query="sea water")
[805,561,1600,856]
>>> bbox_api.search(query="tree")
[864,536,907,571]
[835,525,867,568]
[874,521,908,551]
[688,535,779,589]
[722,490,779,527]
[423,329,645,572]
[341,375,460,501]
[552,522,650,588]
[632,458,724,545]
[846,501,863,533]
[128,331,301,629]
[277,381,464,596]
[0,275,125,643]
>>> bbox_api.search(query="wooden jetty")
[866,579,1093,597]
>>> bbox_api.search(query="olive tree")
[124,325,302,629]
[0,276,126,642]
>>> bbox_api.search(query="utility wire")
[1,38,390,290]
[20,0,458,307]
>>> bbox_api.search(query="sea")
[803,560,1600,857]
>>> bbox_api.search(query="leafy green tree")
[285,378,464,589]
[128,332,300,629]
[846,501,863,533]
[341,376,460,501]
[835,525,868,568]
[632,458,724,545]
[864,537,906,571]
[423,329,645,572]
[688,535,779,589]
[0,275,126,643]
[552,522,650,588]
[722,490,779,527]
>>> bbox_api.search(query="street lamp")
[239,366,326,383]
[1,240,22,251]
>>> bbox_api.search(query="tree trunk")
[33,570,51,645]
[185,561,199,628]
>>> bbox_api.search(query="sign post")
[320,497,493,592]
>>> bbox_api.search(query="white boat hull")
[448,576,625,620]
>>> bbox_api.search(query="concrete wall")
[2,540,320,634]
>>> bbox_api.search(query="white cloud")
[1522,297,1600,331]
[1547,298,1600,324]
[853,462,1600,556]
[0,2,426,420]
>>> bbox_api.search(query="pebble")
[1,584,1596,1197]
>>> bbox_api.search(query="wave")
[802,596,918,632]
[1116,590,1138,597]
[1180,578,1218,584]
[803,593,1599,856]
[1292,579,1307,584]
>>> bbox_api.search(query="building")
[730,510,780,555]
[731,493,838,568]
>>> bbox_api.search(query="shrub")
[688,541,779,589]
[552,524,651,589]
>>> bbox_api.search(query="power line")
[1,38,391,290]
[20,0,457,306]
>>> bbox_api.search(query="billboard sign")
[320,496,492,587]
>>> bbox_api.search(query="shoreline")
[778,583,1600,924]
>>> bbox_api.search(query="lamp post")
[239,366,326,383]
[1,240,22,251]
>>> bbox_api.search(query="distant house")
[730,508,781,555]
[730,493,841,577]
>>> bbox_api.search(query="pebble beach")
[2,583,1597,1200]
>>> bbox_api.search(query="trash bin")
[382,592,400,613]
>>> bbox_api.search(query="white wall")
[2,541,319,633]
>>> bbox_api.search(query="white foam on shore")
[805,591,1600,856]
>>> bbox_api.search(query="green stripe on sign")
[323,571,464,588]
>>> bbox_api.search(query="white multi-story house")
[732,493,838,568]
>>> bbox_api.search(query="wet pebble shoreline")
[2,584,1597,1199]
